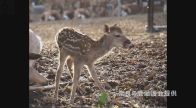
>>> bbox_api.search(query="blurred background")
[29,0,166,22]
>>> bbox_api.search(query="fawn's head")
[104,24,134,49]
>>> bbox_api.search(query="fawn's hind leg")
[67,57,86,97]
[66,57,74,78]
[54,50,67,102]
[70,59,83,104]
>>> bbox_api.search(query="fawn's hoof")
[99,86,106,92]
[53,96,58,104]
[76,87,86,95]
[69,99,74,105]
[104,82,112,90]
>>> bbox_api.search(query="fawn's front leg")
[54,52,67,102]
[87,64,106,91]
[70,60,83,104]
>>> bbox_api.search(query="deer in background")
[54,24,134,104]
[29,29,48,85]
[41,0,65,21]
[41,10,62,21]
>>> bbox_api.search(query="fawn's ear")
[104,24,110,33]
[113,24,117,26]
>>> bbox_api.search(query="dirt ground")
[29,13,167,108]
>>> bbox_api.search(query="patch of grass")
[97,92,108,108]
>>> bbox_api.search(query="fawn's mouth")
[123,41,134,49]
[128,44,134,49]
[123,44,134,49]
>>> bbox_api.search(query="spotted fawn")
[54,24,134,104]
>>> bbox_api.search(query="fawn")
[54,24,134,104]
[29,29,48,85]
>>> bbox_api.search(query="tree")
[146,0,155,32]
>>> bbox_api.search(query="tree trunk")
[147,0,154,32]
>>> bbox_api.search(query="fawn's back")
[56,28,97,55]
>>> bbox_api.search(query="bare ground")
[29,13,167,108]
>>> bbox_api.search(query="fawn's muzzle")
[123,39,134,49]
[129,44,134,49]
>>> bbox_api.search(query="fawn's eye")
[115,35,120,37]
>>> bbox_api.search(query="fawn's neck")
[93,35,112,59]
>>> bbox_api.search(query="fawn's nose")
[123,39,134,49]
[124,40,131,44]
[129,43,134,49]
[123,39,131,48]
